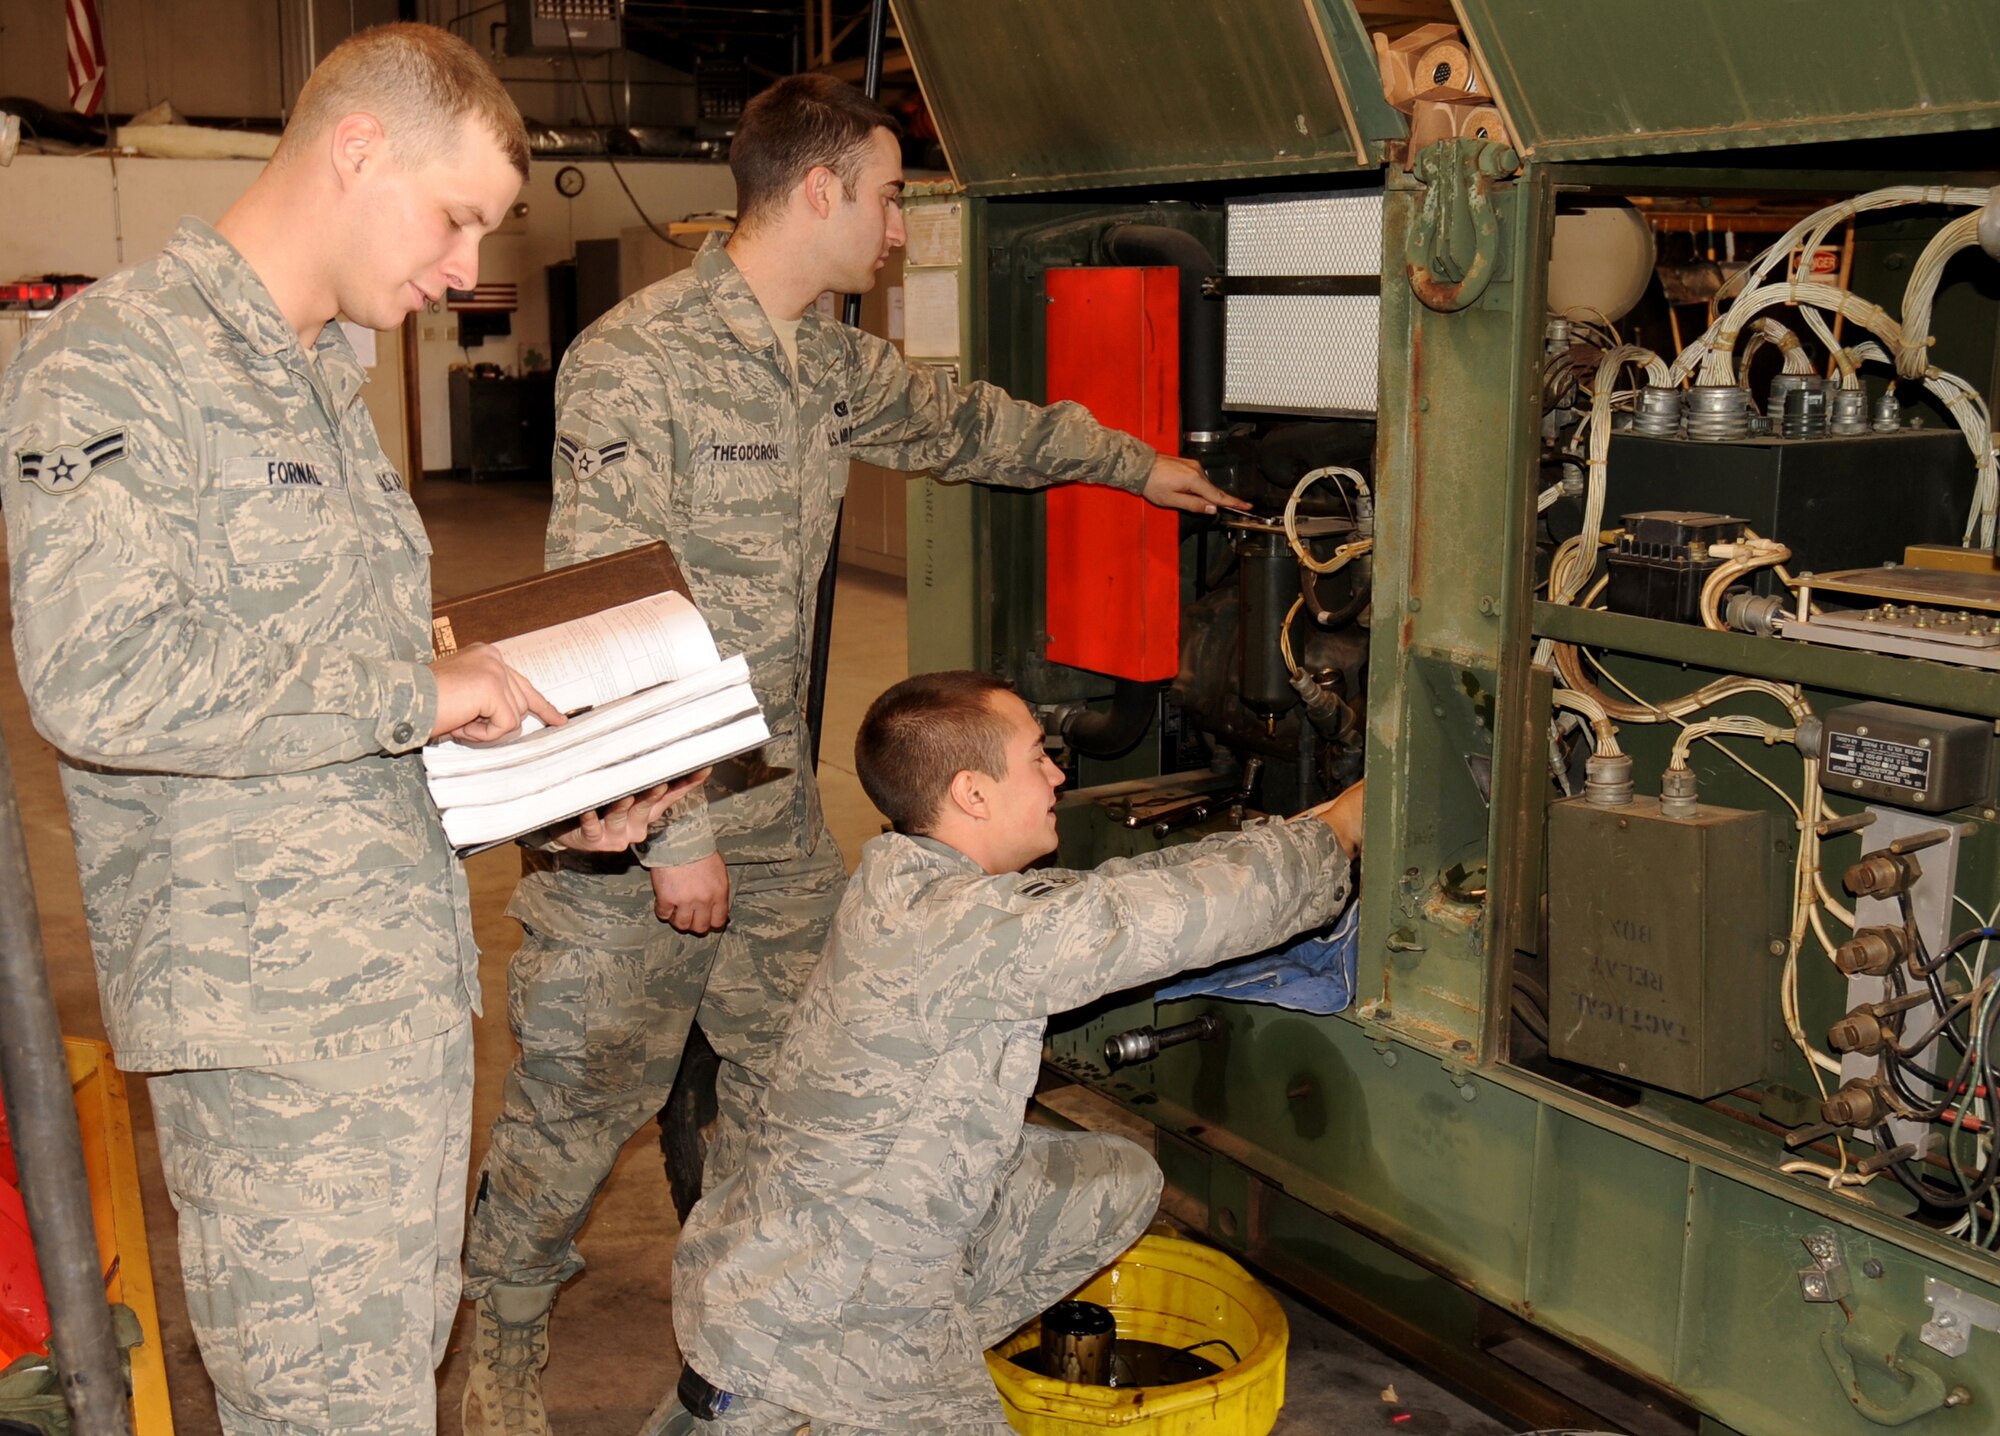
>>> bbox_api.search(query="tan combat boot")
[461,1281,561,1436]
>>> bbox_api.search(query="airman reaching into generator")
[657,670,1361,1434]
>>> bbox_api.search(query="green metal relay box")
[1547,795,1776,1098]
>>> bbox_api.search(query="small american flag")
[67,0,107,117]
[446,283,518,313]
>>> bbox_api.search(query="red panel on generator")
[1043,266,1181,682]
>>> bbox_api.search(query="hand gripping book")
[424,543,770,850]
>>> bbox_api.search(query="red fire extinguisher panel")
[1043,266,1181,682]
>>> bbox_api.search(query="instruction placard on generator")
[1824,731,1931,794]
[1818,702,1993,813]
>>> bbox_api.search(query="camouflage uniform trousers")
[149,1021,474,1436]
[463,832,848,1297]
[660,1128,1162,1436]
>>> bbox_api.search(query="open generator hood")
[892,0,2000,194]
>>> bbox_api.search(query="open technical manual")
[422,546,769,849]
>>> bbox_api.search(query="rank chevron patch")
[556,433,631,478]
[16,428,128,496]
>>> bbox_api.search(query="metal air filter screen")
[1225,191,1383,415]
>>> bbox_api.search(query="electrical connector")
[1832,926,1912,977]
[1583,752,1634,808]
[1821,1077,1896,1129]
[1828,1009,1888,1056]
[1845,850,1922,900]
[1658,766,1700,818]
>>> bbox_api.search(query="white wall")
[415,158,738,467]
[0,153,737,472]
[0,154,266,278]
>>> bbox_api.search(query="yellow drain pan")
[986,1234,1287,1435]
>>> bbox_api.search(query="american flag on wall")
[446,284,518,313]
[67,0,108,117]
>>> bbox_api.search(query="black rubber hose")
[1102,224,1224,442]
[1061,679,1158,759]
[0,735,133,1436]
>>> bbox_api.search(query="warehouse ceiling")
[619,4,916,96]
[613,2,925,155]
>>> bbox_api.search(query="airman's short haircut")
[730,74,899,231]
[856,671,1017,836]
[276,23,529,179]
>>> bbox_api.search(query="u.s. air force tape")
[16,428,127,496]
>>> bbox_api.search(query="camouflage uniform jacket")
[542,235,1154,871]
[672,818,1352,1426]
[1,220,473,1073]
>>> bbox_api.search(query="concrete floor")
[4,472,1510,1436]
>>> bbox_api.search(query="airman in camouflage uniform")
[659,675,1358,1434]
[470,223,1155,1239]
[461,74,1243,1434]
[0,27,603,1436]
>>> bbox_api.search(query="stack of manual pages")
[423,586,767,850]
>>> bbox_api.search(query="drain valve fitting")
[1104,1014,1221,1069]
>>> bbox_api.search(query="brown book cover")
[430,542,691,659]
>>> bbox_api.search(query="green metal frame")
[1355,153,1548,1049]
[1536,605,2000,720]
[905,158,2000,1430]
[905,186,987,676]
[888,0,1377,194]
[1454,0,2000,162]
[1130,1024,2000,1436]
[894,3,2000,1426]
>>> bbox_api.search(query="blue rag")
[1156,901,1359,1015]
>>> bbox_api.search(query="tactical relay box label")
[1825,730,1931,794]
